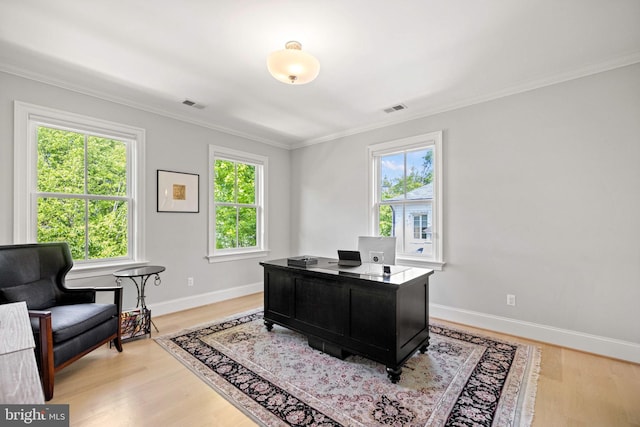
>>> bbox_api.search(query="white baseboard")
[430,303,640,364]
[146,286,639,364]
[147,282,263,317]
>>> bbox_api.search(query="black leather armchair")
[0,242,123,401]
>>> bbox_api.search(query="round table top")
[113,265,165,277]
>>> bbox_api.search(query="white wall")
[0,72,291,313]
[291,63,640,360]
[1,63,639,362]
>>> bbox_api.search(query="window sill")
[207,250,270,264]
[397,256,445,271]
[67,260,150,280]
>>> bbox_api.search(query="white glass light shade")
[267,41,320,84]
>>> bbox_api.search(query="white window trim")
[207,145,269,263]
[368,131,445,270]
[13,101,147,277]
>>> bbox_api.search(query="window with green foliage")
[214,159,257,249]
[14,102,146,271]
[369,131,443,267]
[209,145,267,261]
[36,126,129,260]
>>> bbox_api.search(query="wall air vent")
[182,99,206,110]
[383,104,408,114]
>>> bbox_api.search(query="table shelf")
[120,308,152,341]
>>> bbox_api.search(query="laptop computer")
[337,250,362,267]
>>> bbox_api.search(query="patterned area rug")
[155,309,540,426]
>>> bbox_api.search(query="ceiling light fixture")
[267,41,320,85]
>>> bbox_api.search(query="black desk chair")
[0,242,123,400]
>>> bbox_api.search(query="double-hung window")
[208,145,268,262]
[369,131,444,269]
[14,102,146,275]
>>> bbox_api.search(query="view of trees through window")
[214,159,257,250]
[378,148,433,236]
[36,126,129,260]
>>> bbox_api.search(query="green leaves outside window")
[36,126,129,260]
[214,159,257,250]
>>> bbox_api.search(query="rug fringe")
[519,345,542,427]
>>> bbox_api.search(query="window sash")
[368,131,443,268]
[34,124,133,261]
[213,159,261,251]
[208,145,268,261]
[14,101,146,274]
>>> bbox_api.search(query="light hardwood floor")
[50,293,640,426]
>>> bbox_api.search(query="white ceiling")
[1,0,639,149]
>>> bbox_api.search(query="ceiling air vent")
[182,99,206,110]
[383,104,408,114]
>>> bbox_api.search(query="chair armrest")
[28,310,54,399]
[28,310,52,319]
[94,286,123,293]
[60,286,122,305]
[27,310,52,333]
[63,286,121,294]
[95,286,123,315]
[66,286,123,313]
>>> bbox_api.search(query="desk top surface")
[260,257,433,286]
[113,265,165,277]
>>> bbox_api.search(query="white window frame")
[208,145,268,263]
[413,214,431,240]
[14,101,147,278]
[368,131,444,270]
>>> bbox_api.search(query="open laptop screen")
[337,250,361,267]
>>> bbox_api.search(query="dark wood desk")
[260,257,433,383]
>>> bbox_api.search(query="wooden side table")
[113,265,165,341]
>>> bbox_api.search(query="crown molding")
[293,52,640,149]
[3,50,639,152]
[0,63,292,150]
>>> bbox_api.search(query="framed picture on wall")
[157,170,199,213]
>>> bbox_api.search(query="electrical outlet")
[506,294,516,306]
[187,277,194,287]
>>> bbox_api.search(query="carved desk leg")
[419,335,430,353]
[386,366,402,384]
[264,320,274,331]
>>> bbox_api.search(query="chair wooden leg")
[113,336,123,352]
[37,314,55,401]
[113,287,123,352]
